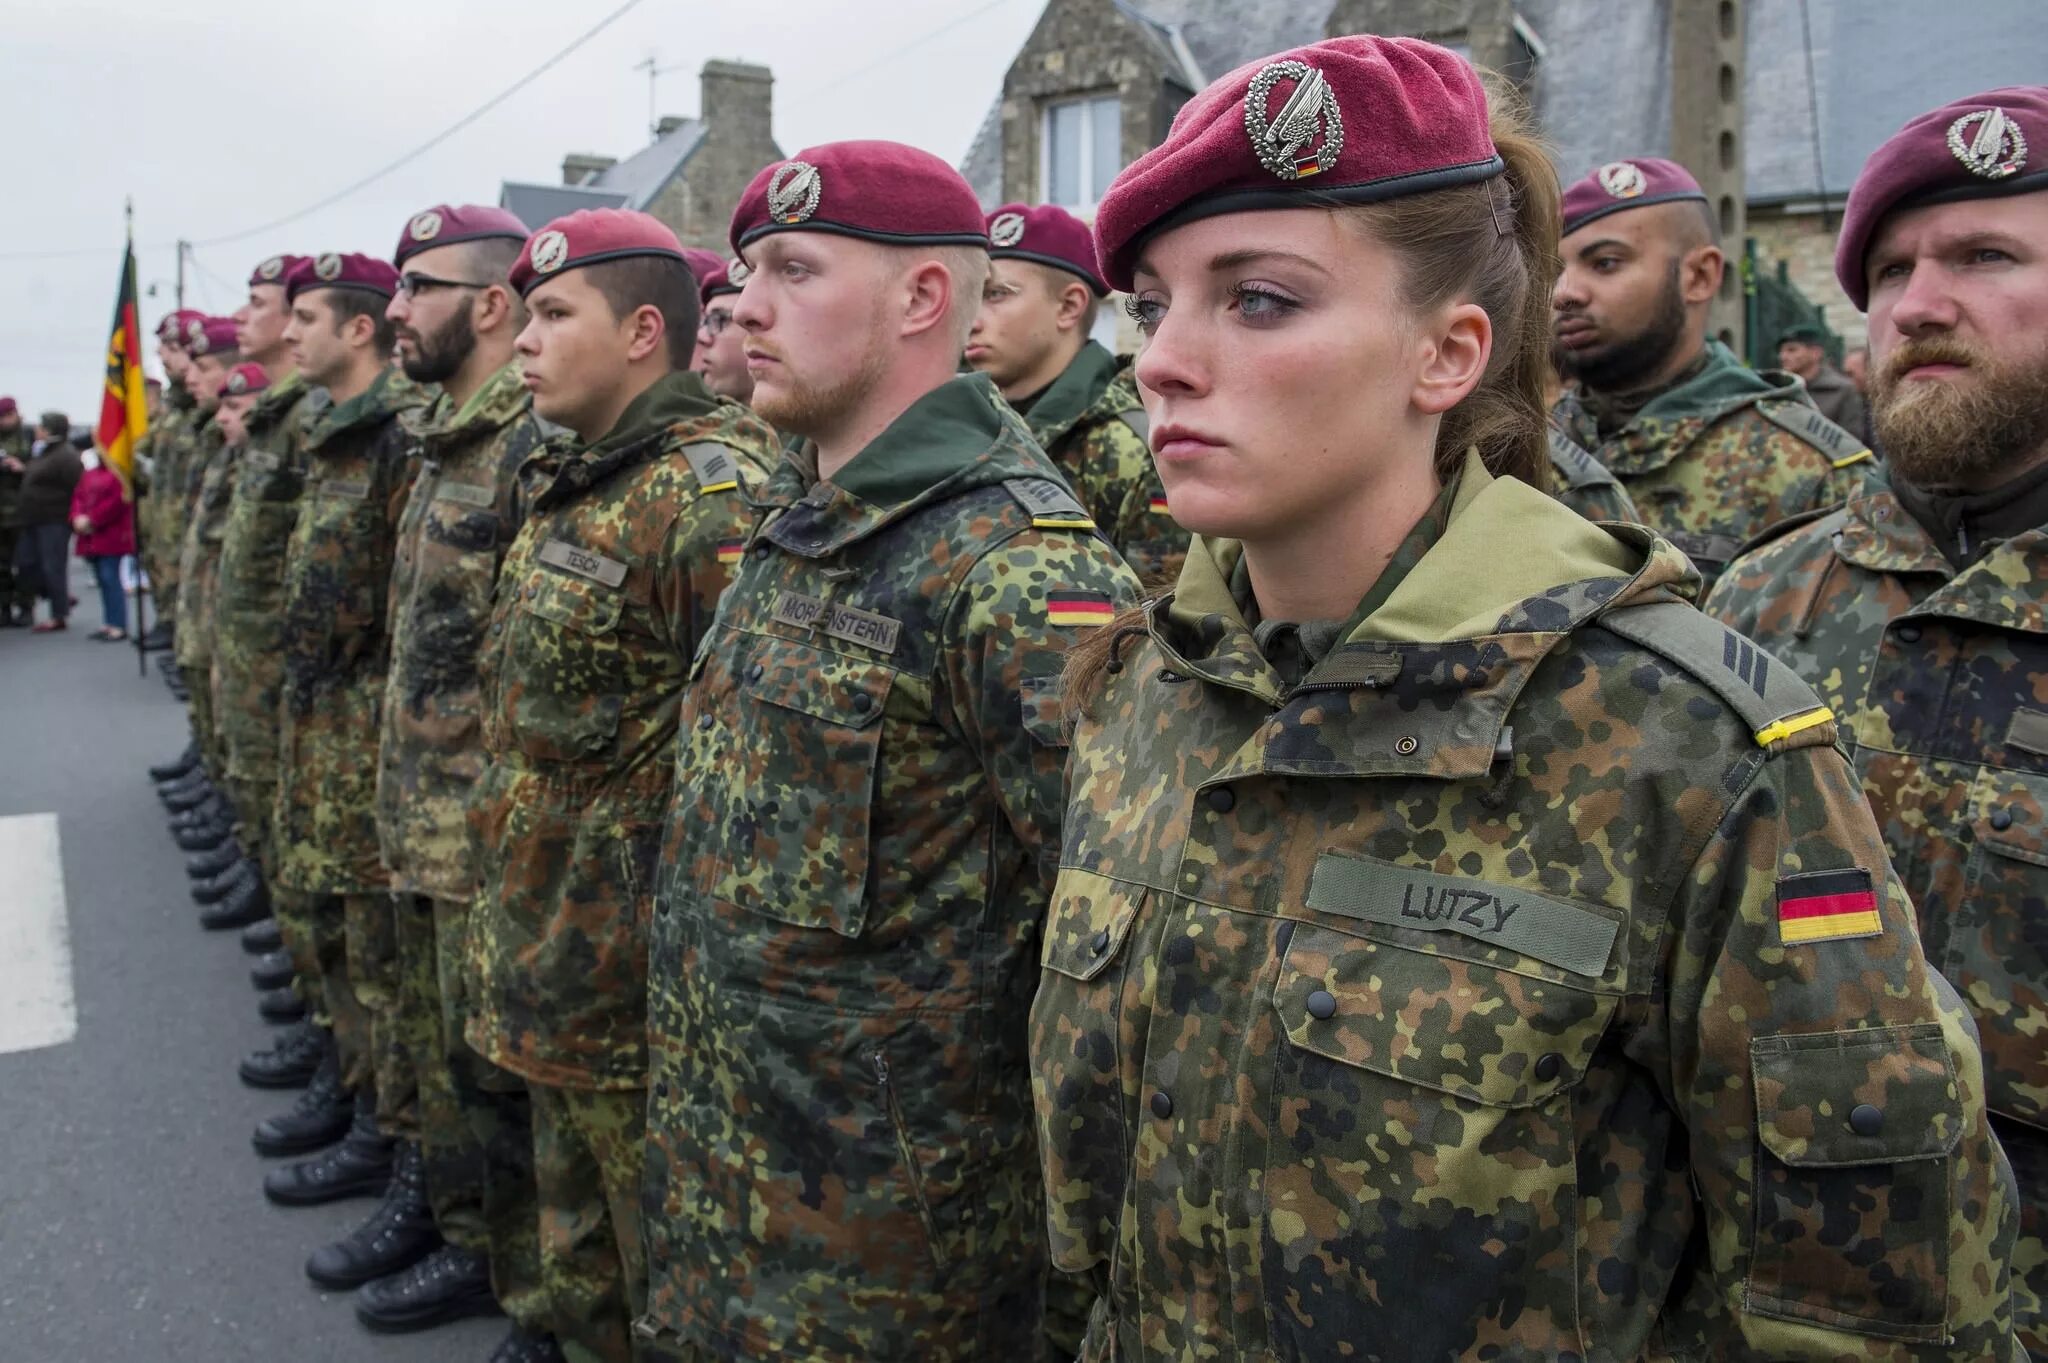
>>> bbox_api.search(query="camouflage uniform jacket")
[137,384,192,592]
[640,372,1144,1361]
[1023,340,1183,584]
[214,370,324,783]
[172,419,233,672]
[273,369,425,895]
[1707,467,2048,1347]
[1546,420,1640,524]
[1033,450,2016,1361]
[377,359,551,903]
[1551,340,1872,584]
[465,372,777,1090]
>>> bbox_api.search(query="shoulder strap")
[1546,427,1619,490]
[681,441,743,494]
[1755,400,1874,471]
[1003,475,1097,531]
[1115,407,1149,444]
[1596,600,1836,752]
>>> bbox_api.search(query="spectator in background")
[14,412,84,632]
[1776,324,1873,444]
[71,448,135,640]
[1843,343,1870,394]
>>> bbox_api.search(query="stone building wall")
[1747,205,1863,346]
[645,61,782,252]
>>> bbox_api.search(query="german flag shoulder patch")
[1047,590,1116,628]
[1777,867,1883,945]
[715,537,745,566]
[1148,492,1170,514]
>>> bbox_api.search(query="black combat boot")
[355,1243,501,1334]
[192,859,254,905]
[173,813,234,853]
[251,1049,352,1156]
[257,985,306,1024]
[250,950,295,991]
[143,620,174,649]
[240,916,284,954]
[304,1140,441,1289]
[239,1020,327,1089]
[487,1326,568,1362]
[148,744,200,782]
[167,793,224,829]
[186,841,244,879]
[199,872,270,930]
[263,1090,394,1206]
[161,775,216,811]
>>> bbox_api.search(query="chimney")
[700,59,773,138]
[655,115,690,138]
[561,152,617,186]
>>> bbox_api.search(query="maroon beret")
[729,141,988,254]
[186,315,242,357]
[1835,86,2048,309]
[510,208,687,297]
[1093,36,1502,292]
[218,363,269,399]
[248,254,307,288]
[156,308,207,344]
[986,203,1108,296]
[1560,157,1706,236]
[0,398,15,418]
[394,204,530,267]
[679,247,725,287]
[699,256,750,308]
[286,252,400,302]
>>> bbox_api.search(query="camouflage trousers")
[183,668,221,780]
[340,890,415,1133]
[0,524,29,613]
[530,1083,647,1363]
[1997,1117,2048,1359]
[395,892,547,1331]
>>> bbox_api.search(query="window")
[1041,95,1120,212]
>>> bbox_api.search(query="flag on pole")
[95,235,149,490]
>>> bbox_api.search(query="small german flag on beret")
[1777,868,1883,945]
[1048,590,1115,628]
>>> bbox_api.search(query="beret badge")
[314,253,344,281]
[530,230,570,275]
[767,162,823,224]
[1597,161,1648,199]
[989,212,1026,247]
[409,211,443,242]
[1947,107,2028,180]
[1243,61,1344,182]
[226,372,247,395]
[257,256,287,281]
[187,318,209,352]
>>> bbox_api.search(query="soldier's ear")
[1679,243,1726,306]
[1056,279,1092,333]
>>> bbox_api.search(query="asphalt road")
[0,559,500,1362]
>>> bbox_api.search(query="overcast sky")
[0,0,1044,422]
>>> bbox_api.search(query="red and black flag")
[95,239,149,489]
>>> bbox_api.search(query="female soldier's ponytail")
[1345,78,1560,490]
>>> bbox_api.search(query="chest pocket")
[1258,919,1617,1360]
[1954,766,2048,1129]
[706,638,891,938]
[507,570,625,763]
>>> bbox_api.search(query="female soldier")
[1032,35,2016,1362]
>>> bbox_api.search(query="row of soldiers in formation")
[130,32,2047,1363]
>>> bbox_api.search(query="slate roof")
[499,182,630,230]
[500,117,715,229]
[959,0,2048,212]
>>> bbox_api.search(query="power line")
[0,0,650,263]
[795,0,1015,101]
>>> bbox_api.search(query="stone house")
[501,59,782,253]
[960,0,2048,348]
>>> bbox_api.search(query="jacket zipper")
[872,1051,944,1272]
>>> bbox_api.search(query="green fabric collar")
[528,370,721,511]
[306,368,420,449]
[1022,341,1119,447]
[1632,340,1789,423]
[822,372,1013,506]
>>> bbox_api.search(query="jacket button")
[851,692,872,712]
[1157,669,1185,684]
[1394,735,1420,756]
[1205,787,1235,814]
[1089,930,1110,958]
[746,663,764,683]
[697,713,715,730]
[1149,1091,1173,1120]
[751,544,771,560]
[1534,1052,1563,1082]
[1305,989,1337,1020]
[654,1082,668,1099]
[1991,808,2015,831]
[1896,625,1922,643]
[1849,1103,1885,1137]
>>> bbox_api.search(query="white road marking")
[0,813,76,1055]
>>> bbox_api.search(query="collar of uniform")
[758,373,1032,555]
[307,367,419,450]
[168,381,197,413]
[408,359,530,447]
[1564,341,1798,475]
[249,368,308,426]
[1021,340,1119,448]
[1835,464,2048,633]
[1152,450,1649,708]
[530,369,723,511]
[1832,471,1955,577]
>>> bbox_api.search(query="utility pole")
[1669,0,1747,354]
[175,239,188,309]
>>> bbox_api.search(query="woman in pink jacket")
[70,456,135,640]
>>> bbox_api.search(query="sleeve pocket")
[1744,1024,1959,1342]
